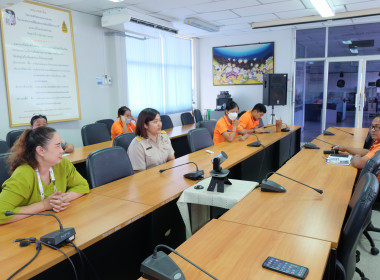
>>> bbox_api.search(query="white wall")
[0,11,118,147]
[198,29,294,126]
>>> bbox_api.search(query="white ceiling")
[31,0,380,38]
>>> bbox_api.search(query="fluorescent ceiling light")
[184,18,219,32]
[109,0,124,2]
[350,48,358,54]
[342,40,352,45]
[310,0,334,17]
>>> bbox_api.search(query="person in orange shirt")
[213,101,248,145]
[239,103,267,133]
[332,115,380,180]
[111,106,137,140]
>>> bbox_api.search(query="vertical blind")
[125,35,192,115]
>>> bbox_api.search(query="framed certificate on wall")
[1,0,81,126]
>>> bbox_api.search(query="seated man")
[239,103,267,133]
[333,115,380,180]
[30,114,74,153]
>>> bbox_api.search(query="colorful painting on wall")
[212,42,274,85]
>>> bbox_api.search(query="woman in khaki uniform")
[127,108,175,172]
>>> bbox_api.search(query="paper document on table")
[326,154,352,166]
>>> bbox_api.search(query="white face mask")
[228,112,238,121]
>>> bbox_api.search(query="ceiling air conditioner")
[101,8,177,38]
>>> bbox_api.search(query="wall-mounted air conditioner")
[101,8,177,38]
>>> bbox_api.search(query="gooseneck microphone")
[247,134,261,147]
[315,138,335,146]
[159,162,204,180]
[259,172,323,194]
[141,244,218,280]
[5,211,76,247]
[333,127,354,136]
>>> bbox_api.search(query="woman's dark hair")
[8,126,57,172]
[30,114,48,126]
[135,108,160,138]
[225,101,239,112]
[117,106,131,118]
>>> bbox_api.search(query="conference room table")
[1,125,300,279]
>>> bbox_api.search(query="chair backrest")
[198,120,217,139]
[113,133,135,152]
[0,140,9,154]
[356,150,380,184]
[95,119,114,134]
[363,124,374,149]
[337,173,379,279]
[181,112,195,125]
[193,109,203,122]
[0,153,11,192]
[81,123,111,146]
[161,115,174,130]
[187,128,213,153]
[86,146,134,189]
[6,129,24,149]
[259,118,264,128]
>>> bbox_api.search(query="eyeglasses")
[371,125,380,131]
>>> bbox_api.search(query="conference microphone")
[259,172,323,194]
[313,138,340,154]
[323,130,335,135]
[5,211,75,247]
[141,244,218,280]
[247,134,261,147]
[159,162,204,180]
[332,127,354,136]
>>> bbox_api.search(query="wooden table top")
[91,126,300,208]
[141,219,331,280]
[65,124,196,164]
[221,127,368,248]
[0,193,151,280]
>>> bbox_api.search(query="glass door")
[362,60,380,129]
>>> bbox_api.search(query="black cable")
[38,239,79,280]
[7,241,41,280]
[67,242,100,280]
[66,242,84,280]
[154,244,218,280]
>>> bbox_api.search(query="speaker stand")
[270,105,276,124]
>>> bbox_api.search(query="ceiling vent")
[101,8,177,38]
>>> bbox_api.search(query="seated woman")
[30,114,74,153]
[111,106,137,140]
[127,108,175,172]
[0,127,90,224]
[213,101,248,145]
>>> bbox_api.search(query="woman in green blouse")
[0,126,89,224]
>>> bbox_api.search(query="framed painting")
[213,42,274,85]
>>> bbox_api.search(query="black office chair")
[86,146,134,189]
[0,153,11,193]
[187,128,213,153]
[161,115,173,130]
[180,112,195,125]
[259,118,264,128]
[363,124,374,149]
[356,150,380,255]
[81,123,111,146]
[197,120,217,139]
[113,133,135,152]
[0,140,9,154]
[336,173,379,280]
[95,119,114,135]
[6,129,24,149]
[193,109,203,123]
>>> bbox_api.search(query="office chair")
[0,140,9,154]
[113,133,135,152]
[86,146,134,189]
[6,129,24,149]
[161,115,174,130]
[0,153,11,193]
[180,112,195,125]
[336,173,379,280]
[356,150,380,255]
[187,128,213,153]
[238,110,246,118]
[193,109,203,123]
[95,119,114,135]
[363,124,374,149]
[197,120,217,139]
[81,123,111,146]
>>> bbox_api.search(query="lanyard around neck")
[35,168,55,201]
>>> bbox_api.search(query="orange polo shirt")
[365,140,380,181]
[239,110,259,130]
[213,115,243,145]
[111,119,136,140]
